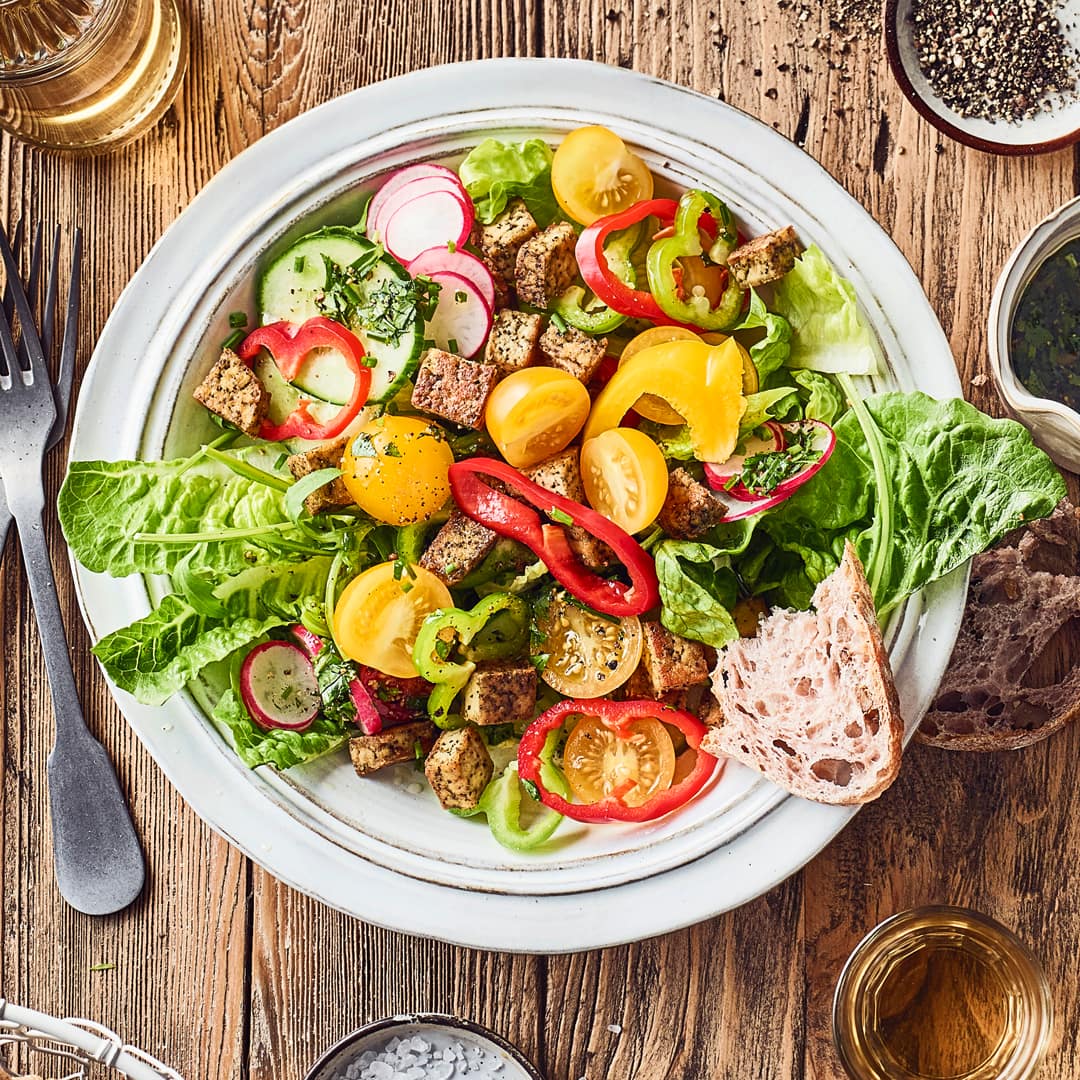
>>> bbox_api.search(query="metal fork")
[0,221,145,916]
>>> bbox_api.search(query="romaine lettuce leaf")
[459,138,559,227]
[59,449,290,578]
[91,557,332,705]
[212,688,349,770]
[772,245,879,375]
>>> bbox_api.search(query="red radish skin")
[367,164,464,237]
[424,270,493,358]
[703,423,785,497]
[382,190,474,264]
[369,175,470,240]
[289,624,324,659]
[407,246,496,311]
[240,641,321,732]
[350,678,384,735]
[357,667,432,727]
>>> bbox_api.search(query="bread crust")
[702,542,904,805]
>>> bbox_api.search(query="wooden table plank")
[4,1,1079,1077]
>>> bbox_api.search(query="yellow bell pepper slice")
[585,337,747,463]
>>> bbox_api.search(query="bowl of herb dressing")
[990,194,1080,473]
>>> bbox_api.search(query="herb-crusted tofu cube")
[473,198,539,302]
[515,222,578,308]
[460,661,538,727]
[640,621,710,694]
[411,348,499,429]
[424,726,494,810]
[286,434,354,515]
[192,348,268,437]
[657,468,726,540]
[485,309,543,376]
[538,321,607,383]
[726,225,802,290]
[349,720,437,777]
[419,510,498,586]
[525,449,613,571]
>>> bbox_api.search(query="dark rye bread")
[917,500,1080,751]
[701,542,904,805]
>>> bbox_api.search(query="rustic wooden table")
[3,2,1080,1078]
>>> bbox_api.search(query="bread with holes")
[700,541,903,805]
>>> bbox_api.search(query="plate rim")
[67,57,966,952]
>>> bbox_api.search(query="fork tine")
[0,220,46,381]
[1,217,23,329]
[41,224,61,365]
[53,228,81,435]
[0,296,21,381]
[16,221,45,371]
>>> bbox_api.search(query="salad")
[59,125,1065,853]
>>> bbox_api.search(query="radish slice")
[350,678,383,735]
[240,641,321,732]
[408,246,496,311]
[367,164,464,238]
[705,419,836,517]
[702,422,785,497]
[369,176,469,240]
[382,190,474,264]
[289,624,324,659]
[424,270,493,358]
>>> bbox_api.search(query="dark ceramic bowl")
[884,0,1080,154]
[304,1014,544,1080]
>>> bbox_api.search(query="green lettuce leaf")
[59,449,291,578]
[730,289,792,383]
[212,688,349,770]
[740,387,801,434]
[772,245,879,375]
[759,392,1065,614]
[459,138,559,226]
[655,540,740,648]
[793,369,845,425]
[637,421,697,462]
[91,558,332,705]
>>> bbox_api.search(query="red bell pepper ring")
[517,698,721,823]
[237,316,371,441]
[447,457,659,618]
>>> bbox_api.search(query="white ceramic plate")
[68,59,966,952]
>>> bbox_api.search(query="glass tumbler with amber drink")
[0,0,187,151]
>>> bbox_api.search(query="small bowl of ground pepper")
[884,0,1080,153]
[990,195,1080,472]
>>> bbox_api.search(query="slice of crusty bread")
[701,541,903,805]
[917,501,1080,751]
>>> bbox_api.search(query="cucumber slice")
[257,226,424,404]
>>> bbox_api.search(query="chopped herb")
[549,312,568,334]
[735,427,821,497]
[228,310,248,329]
[383,441,402,458]
[455,290,468,304]
[549,506,574,527]
[434,637,452,661]
[222,329,246,351]
[530,652,550,674]
[273,452,288,471]
[447,240,457,254]
[521,778,541,801]
[448,337,460,354]
[444,561,459,574]
[423,338,437,350]
[400,578,414,593]
[414,738,424,760]
[294,255,306,273]
[90,962,116,972]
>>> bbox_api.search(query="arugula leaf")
[730,288,792,383]
[458,138,560,226]
[212,688,349,770]
[284,468,342,522]
[772,244,879,375]
[91,558,333,705]
[654,540,740,648]
[59,449,291,577]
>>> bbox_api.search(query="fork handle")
[9,488,146,914]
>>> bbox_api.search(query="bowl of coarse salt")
[304,1014,544,1080]
[884,0,1080,154]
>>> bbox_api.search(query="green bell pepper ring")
[451,732,569,852]
[412,593,530,727]
[550,222,644,335]
[646,189,744,331]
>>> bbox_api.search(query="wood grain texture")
[3,0,1079,1078]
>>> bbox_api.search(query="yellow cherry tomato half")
[564,714,676,808]
[581,428,669,534]
[484,366,591,469]
[535,592,642,699]
[333,561,452,678]
[341,414,454,525]
[551,125,655,226]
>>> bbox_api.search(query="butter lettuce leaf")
[772,244,879,375]
[212,688,349,770]
[459,138,559,226]
[59,449,291,578]
[91,557,332,705]
[730,288,792,383]
[655,540,740,649]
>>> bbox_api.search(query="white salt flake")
[606,1023,622,1035]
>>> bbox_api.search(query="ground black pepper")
[913,0,1078,123]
